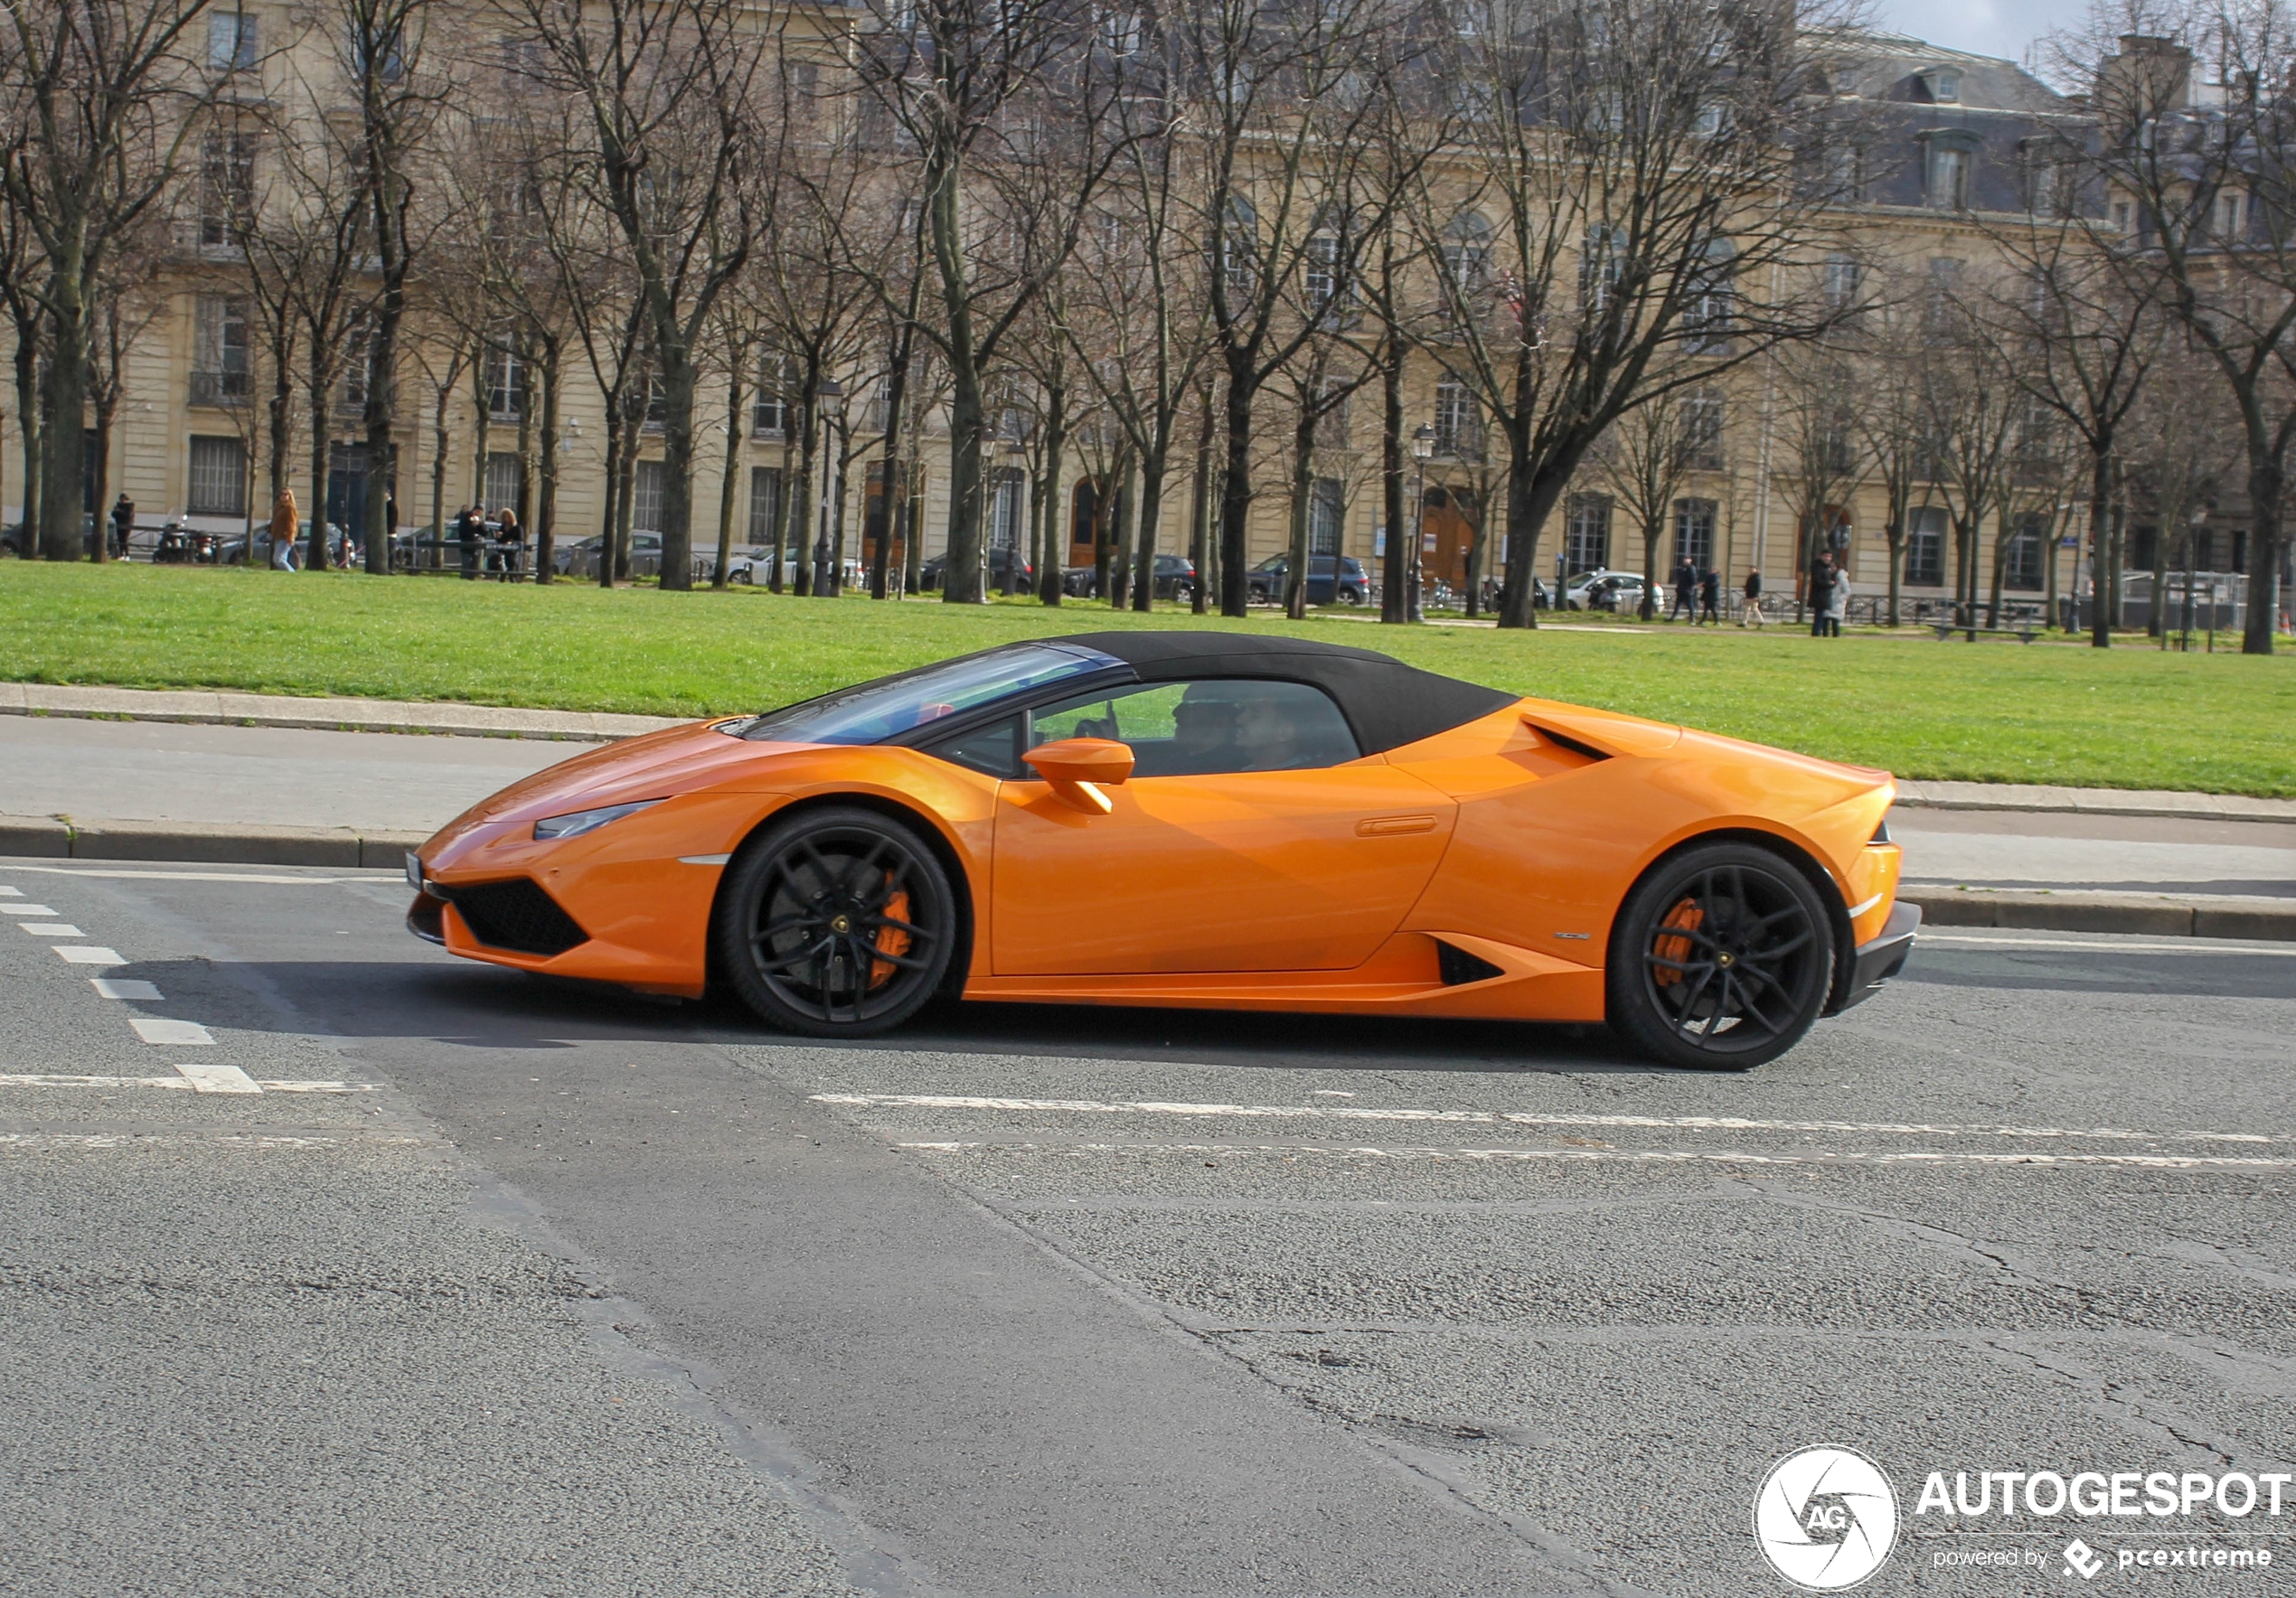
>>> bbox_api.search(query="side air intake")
[443,879,589,957]
[1435,941,1506,986]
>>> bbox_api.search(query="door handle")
[1355,814,1438,837]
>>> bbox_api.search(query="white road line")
[53,946,123,965]
[0,1133,409,1149]
[0,887,20,896]
[0,905,58,916]
[812,1093,2281,1146]
[3,865,396,884]
[90,978,162,1001]
[0,1073,375,1093]
[895,1140,2296,1171]
[1922,934,2296,957]
[130,1019,215,1047]
[172,1060,261,1095]
[22,924,85,937]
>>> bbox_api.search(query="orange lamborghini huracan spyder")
[407,632,1916,1068]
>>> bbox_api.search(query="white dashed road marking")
[172,1060,262,1095]
[1922,933,2296,957]
[1,905,58,916]
[813,1093,2280,1147]
[23,924,85,937]
[54,947,124,965]
[130,1019,215,1047]
[0,1074,377,1093]
[90,979,163,1001]
[897,1140,2296,1171]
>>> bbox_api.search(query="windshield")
[734,643,1124,745]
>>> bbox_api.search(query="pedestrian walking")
[1669,557,1697,621]
[1828,567,1852,638]
[1698,566,1721,625]
[1741,568,1765,627]
[268,485,299,571]
[109,494,135,559]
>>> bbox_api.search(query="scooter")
[153,522,193,563]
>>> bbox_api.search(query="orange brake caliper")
[870,882,913,987]
[1652,900,1704,986]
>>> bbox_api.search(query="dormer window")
[1927,68,1961,102]
[1922,130,1982,211]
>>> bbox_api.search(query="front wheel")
[716,806,958,1038]
[1606,842,1835,1071]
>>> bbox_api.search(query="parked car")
[1067,553,1198,601]
[555,531,663,580]
[1247,553,1369,606]
[2,512,98,558]
[1562,569,1647,613]
[717,547,772,585]
[917,546,1034,592]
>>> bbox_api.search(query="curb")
[1900,888,2296,943]
[0,682,682,744]
[0,815,427,870]
[1891,780,2296,822]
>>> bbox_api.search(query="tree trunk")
[2088,449,2112,649]
[1109,455,1135,609]
[1132,448,1165,614]
[927,140,985,606]
[430,382,451,570]
[716,366,743,590]
[268,334,296,520]
[1218,349,1254,616]
[1285,399,1314,621]
[14,332,42,552]
[1190,386,1214,616]
[827,421,851,596]
[38,270,89,562]
[1495,415,1543,629]
[1639,513,1661,622]
[789,392,816,597]
[2245,457,2281,654]
[88,396,113,563]
[657,354,698,591]
[1887,521,1905,629]
[535,349,560,584]
[307,357,333,573]
[1381,345,1407,625]
[613,409,636,583]
[876,324,918,603]
[598,409,624,588]
[1036,379,1065,606]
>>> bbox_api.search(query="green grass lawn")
[5,560,2291,794]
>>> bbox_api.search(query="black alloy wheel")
[1606,841,1835,1070]
[717,806,957,1038]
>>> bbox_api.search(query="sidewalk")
[5,682,2291,940]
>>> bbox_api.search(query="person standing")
[268,485,299,571]
[1828,565,1852,638]
[494,506,524,579]
[457,505,484,579]
[1741,567,1765,627]
[1698,565,1722,625]
[109,494,135,560]
[1669,556,1697,621]
[1808,552,1833,637]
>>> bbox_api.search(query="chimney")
[2099,33,2193,115]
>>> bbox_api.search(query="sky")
[1870,0,2087,68]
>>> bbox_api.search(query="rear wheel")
[717,806,957,1038]
[1606,842,1835,1071]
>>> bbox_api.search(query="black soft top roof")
[1051,631,1515,755]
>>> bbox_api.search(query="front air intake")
[446,879,588,956]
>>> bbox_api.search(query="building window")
[753,355,793,437]
[190,295,250,406]
[2113,200,2133,232]
[1823,253,1861,312]
[1684,237,1735,352]
[1580,224,1623,313]
[2005,514,2046,589]
[186,435,248,516]
[207,10,259,71]
[2216,189,2244,240]
[1434,380,1482,460]
[988,468,1024,550]
[1925,68,1961,102]
[1928,144,1971,211]
[198,130,255,249]
[486,348,526,422]
[1906,505,1946,586]
[1923,257,1965,343]
[748,467,783,547]
[1672,498,1717,569]
[1219,194,1257,306]
[484,453,522,512]
[1678,388,1724,472]
[339,318,371,414]
[1309,477,1344,556]
[1305,227,1343,315]
[1442,212,1492,311]
[633,460,665,534]
[1565,493,1611,573]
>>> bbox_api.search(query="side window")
[924,713,1022,778]
[1029,679,1358,777]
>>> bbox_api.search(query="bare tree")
[1594,398,1692,620]
[1772,341,1869,622]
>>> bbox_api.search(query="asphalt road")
[3,858,2291,1597]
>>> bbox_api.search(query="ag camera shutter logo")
[1754,1446,1901,1591]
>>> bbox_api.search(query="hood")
[438,720,784,832]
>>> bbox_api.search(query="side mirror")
[1021,737,1134,814]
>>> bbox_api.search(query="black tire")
[733,569,753,586]
[716,806,958,1038]
[1605,841,1836,1071]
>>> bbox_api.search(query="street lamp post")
[814,377,844,597]
[1409,425,1435,624]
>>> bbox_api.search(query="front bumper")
[1835,900,1920,1011]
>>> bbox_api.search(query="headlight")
[532,799,663,841]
